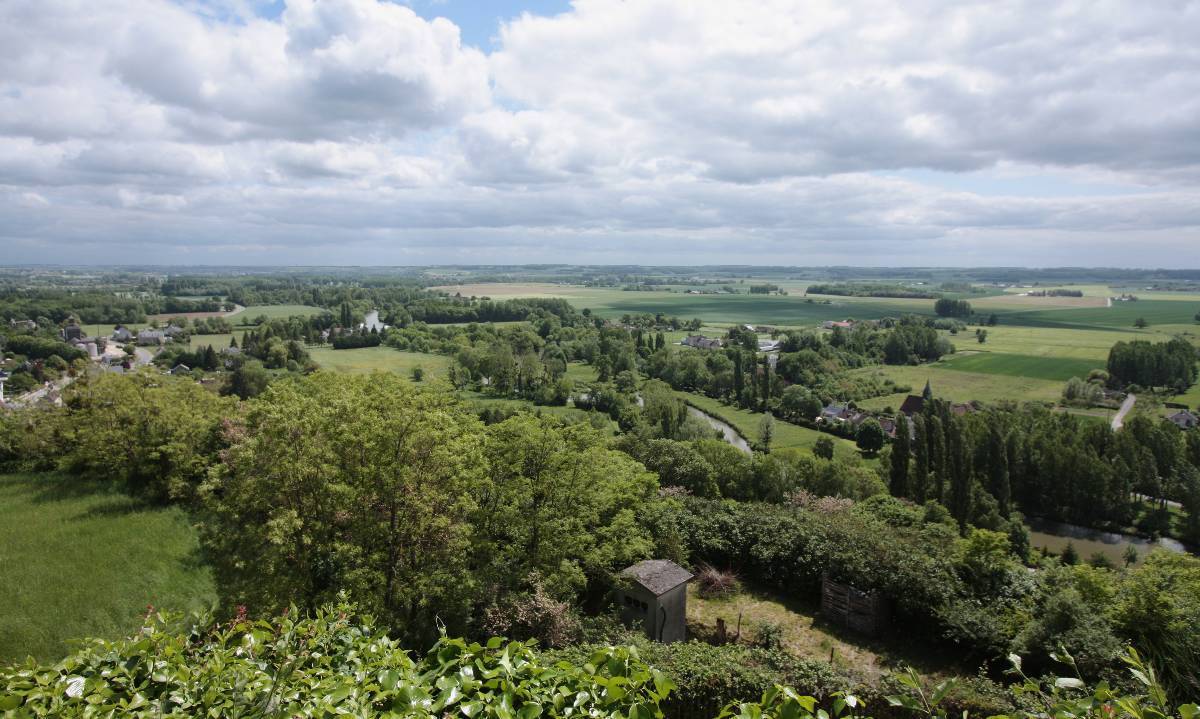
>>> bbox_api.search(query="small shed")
[170,364,191,375]
[617,559,693,643]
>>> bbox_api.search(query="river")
[1026,516,1188,565]
[686,406,752,454]
[363,310,386,331]
[622,393,752,454]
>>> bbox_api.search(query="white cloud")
[0,0,1198,265]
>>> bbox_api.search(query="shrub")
[0,599,673,718]
[696,564,742,599]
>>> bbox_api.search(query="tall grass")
[0,473,215,663]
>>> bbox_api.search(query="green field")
[940,352,1103,382]
[233,304,329,322]
[987,299,1200,330]
[850,364,1064,410]
[187,332,242,350]
[0,474,215,663]
[308,347,453,378]
[960,325,1184,360]
[433,282,1200,336]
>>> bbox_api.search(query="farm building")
[819,403,853,423]
[1168,410,1198,430]
[112,326,133,342]
[137,330,165,345]
[170,364,191,376]
[617,559,693,643]
[682,334,723,350]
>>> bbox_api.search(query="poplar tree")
[889,413,910,497]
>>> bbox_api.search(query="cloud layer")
[2,0,1198,265]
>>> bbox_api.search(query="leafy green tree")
[855,419,885,456]
[1061,542,1080,565]
[62,370,233,503]
[223,359,270,399]
[479,415,657,599]
[757,414,774,453]
[812,436,835,461]
[201,372,488,642]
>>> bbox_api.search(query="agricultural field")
[960,325,1179,360]
[849,364,1064,410]
[0,473,215,663]
[939,352,1103,382]
[308,347,453,378]
[432,282,933,325]
[233,304,329,322]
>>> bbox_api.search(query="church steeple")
[922,379,933,401]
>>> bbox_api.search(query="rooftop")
[620,559,693,596]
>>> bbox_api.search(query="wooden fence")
[820,574,889,636]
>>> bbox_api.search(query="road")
[9,376,72,407]
[1111,393,1136,430]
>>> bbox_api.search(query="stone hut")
[617,559,693,643]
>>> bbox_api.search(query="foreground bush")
[0,599,672,718]
[2,600,1196,719]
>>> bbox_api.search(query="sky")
[1,0,1199,267]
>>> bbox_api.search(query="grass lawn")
[680,392,865,462]
[0,473,215,663]
[850,363,1063,410]
[563,362,599,385]
[187,332,244,351]
[1170,381,1200,411]
[308,347,453,378]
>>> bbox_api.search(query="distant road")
[1111,393,1136,430]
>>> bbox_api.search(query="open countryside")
[4,0,1200,715]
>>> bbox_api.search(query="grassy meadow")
[308,347,453,378]
[0,474,215,663]
[939,352,1103,382]
[233,304,329,321]
[850,364,1064,410]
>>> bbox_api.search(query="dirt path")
[1112,393,1136,430]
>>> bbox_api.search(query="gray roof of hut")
[620,559,694,596]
